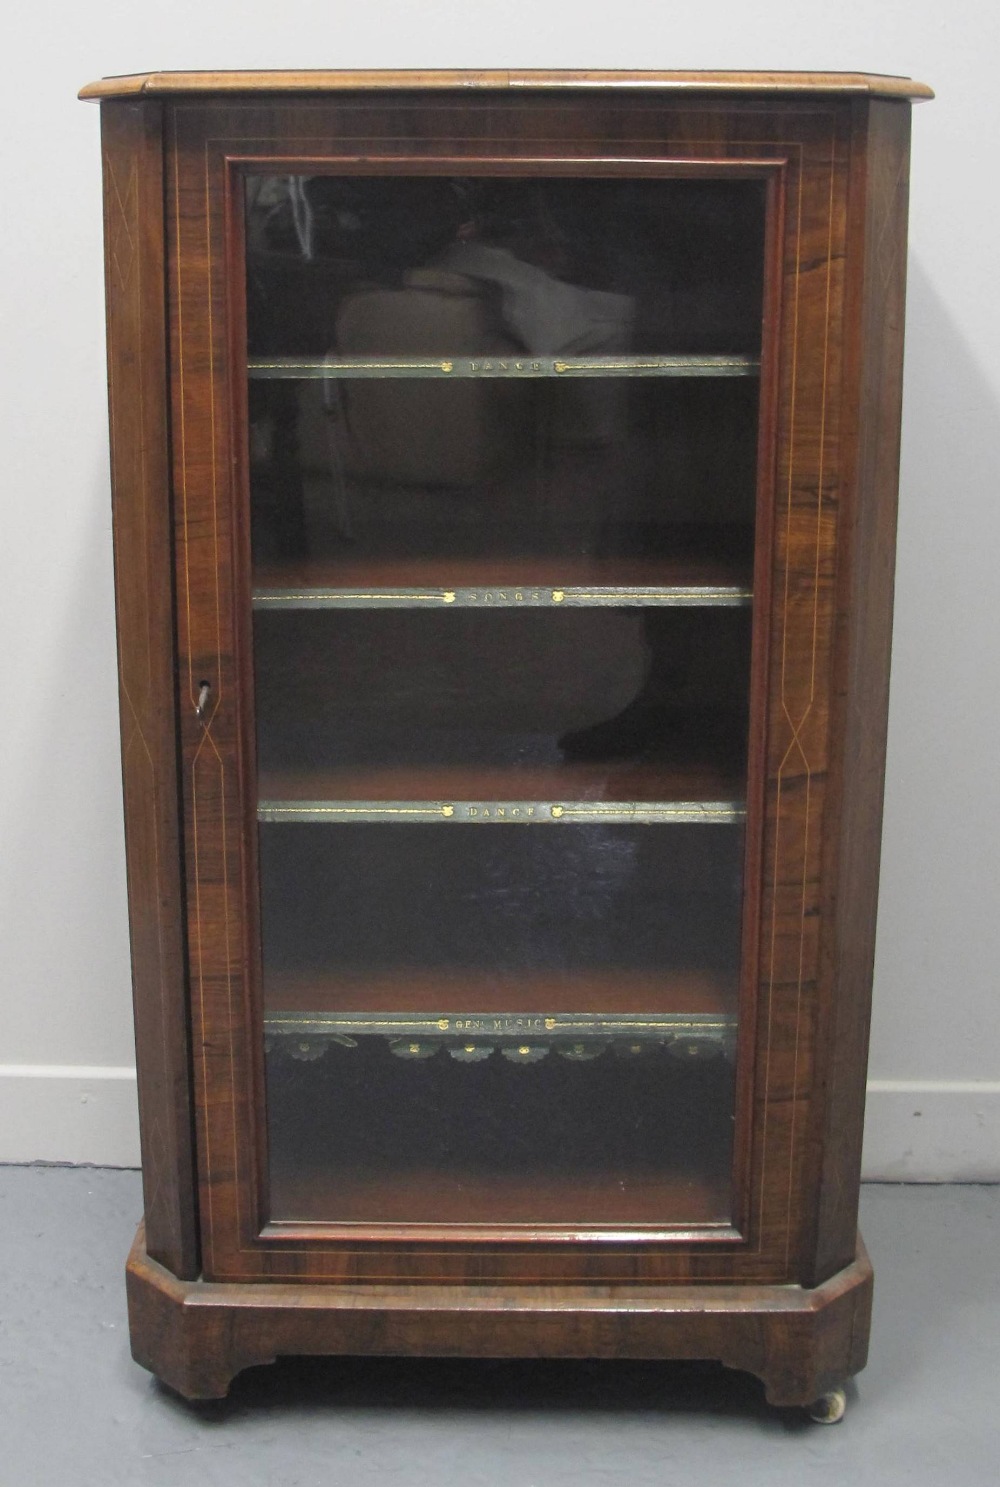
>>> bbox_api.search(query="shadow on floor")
[155,1352,837,1434]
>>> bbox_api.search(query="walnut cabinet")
[81,69,931,1413]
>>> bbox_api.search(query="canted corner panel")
[102,99,198,1280]
[806,98,914,1286]
[168,96,853,1285]
[752,109,851,1278]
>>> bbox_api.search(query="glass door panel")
[245,171,766,1230]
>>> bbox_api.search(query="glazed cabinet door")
[247,164,763,1235]
[166,93,856,1284]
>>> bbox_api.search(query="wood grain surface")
[805,97,915,1284]
[125,1221,873,1403]
[81,69,934,102]
[165,90,851,1286]
[100,100,199,1279]
[91,72,922,1391]
[93,77,920,1395]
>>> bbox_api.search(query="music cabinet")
[81,69,931,1417]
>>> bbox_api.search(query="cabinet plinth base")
[126,1224,872,1406]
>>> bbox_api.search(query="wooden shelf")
[263,968,736,1017]
[266,1168,733,1229]
[257,761,746,825]
[252,553,754,609]
[268,1018,735,1068]
[267,1011,736,1066]
[256,764,745,813]
[264,974,739,1067]
[259,800,744,824]
[248,353,761,381]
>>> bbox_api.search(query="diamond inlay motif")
[875,153,905,291]
[107,158,137,291]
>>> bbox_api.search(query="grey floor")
[1,1170,997,1487]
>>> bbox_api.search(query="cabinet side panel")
[808,99,912,1284]
[101,100,199,1279]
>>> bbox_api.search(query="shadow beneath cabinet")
[154,1353,853,1433]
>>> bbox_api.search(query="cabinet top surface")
[79,68,933,102]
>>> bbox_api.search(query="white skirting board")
[860,1080,1000,1182]
[0,1067,142,1169]
[0,1067,998,1180]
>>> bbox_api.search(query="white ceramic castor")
[807,1387,847,1424]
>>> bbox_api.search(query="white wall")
[1,1,997,1178]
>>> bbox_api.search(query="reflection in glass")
[246,176,764,572]
[253,606,751,795]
